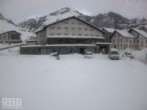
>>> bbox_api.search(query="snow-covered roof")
[21,44,96,47]
[132,28,147,38]
[36,16,104,34]
[44,12,80,26]
[35,27,44,33]
[102,28,115,33]
[35,12,80,33]
[116,30,135,38]
[0,20,19,34]
[47,36,105,39]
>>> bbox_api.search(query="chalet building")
[36,16,105,45]
[0,31,22,43]
[129,28,147,50]
[102,28,115,42]
[110,30,135,50]
[20,16,107,54]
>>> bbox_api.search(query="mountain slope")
[17,7,133,31]
[18,7,147,32]
[0,13,17,26]
[18,7,82,31]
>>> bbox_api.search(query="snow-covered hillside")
[19,7,81,31]
[18,7,147,31]
[0,14,35,41]
[0,48,147,110]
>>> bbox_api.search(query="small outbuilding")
[0,30,22,43]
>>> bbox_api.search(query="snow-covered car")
[50,52,59,57]
[50,52,60,60]
[84,50,93,59]
[109,48,120,60]
[124,52,134,59]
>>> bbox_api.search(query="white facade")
[46,18,103,38]
[111,31,135,50]
[36,17,104,45]
[129,29,147,50]
[111,29,147,50]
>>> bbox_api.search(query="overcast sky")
[0,0,147,23]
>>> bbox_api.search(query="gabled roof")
[130,28,147,38]
[0,30,21,35]
[102,28,115,33]
[110,30,135,39]
[35,16,104,34]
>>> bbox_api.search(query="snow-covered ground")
[119,48,147,65]
[0,48,147,110]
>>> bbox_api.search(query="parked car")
[109,48,120,60]
[50,52,60,60]
[124,52,134,59]
[84,50,93,59]
[50,52,58,57]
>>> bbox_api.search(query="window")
[134,40,135,43]
[57,33,61,35]
[85,34,88,36]
[64,27,69,30]
[57,27,61,30]
[64,33,69,35]
[78,27,82,30]
[50,33,54,35]
[90,29,93,31]
[91,34,93,36]
[50,27,55,30]
[72,33,76,36]
[78,22,82,25]
[64,21,68,24]
[71,27,76,30]
[78,34,82,36]
[71,22,76,24]
[126,39,128,42]
[85,28,88,31]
